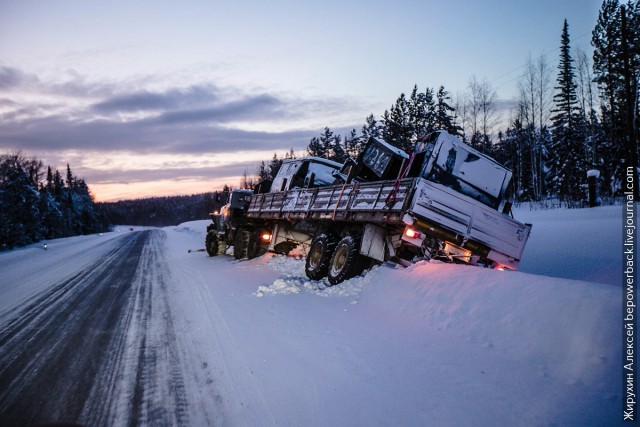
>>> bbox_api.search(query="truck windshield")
[422,140,506,209]
[308,162,338,186]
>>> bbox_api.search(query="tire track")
[0,230,189,427]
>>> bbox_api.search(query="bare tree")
[535,54,553,131]
[575,46,598,164]
[466,75,499,151]
[453,91,470,143]
[514,54,553,201]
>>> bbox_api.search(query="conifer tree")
[548,19,587,203]
[382,94,413,153]
[435,86,462,136]
[361,114,381,140]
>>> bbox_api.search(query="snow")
[0,206,624,425]
[514,205,621,286]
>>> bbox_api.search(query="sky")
[0,0,602,201]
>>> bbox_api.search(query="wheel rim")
[309,243,323,268]
[331,244,348,275]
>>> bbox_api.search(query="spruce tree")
[548,19,587,204]
[382,94,413,153]
[435,86,462,136]
[361,114,381,140]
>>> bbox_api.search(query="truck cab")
[270,157,342,193]
[417,131,511,210]
[349,131,512,212]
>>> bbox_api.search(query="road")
[0,230,188,426]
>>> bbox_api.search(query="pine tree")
[548,19,587,204]
[592,0,626,194]
[382,94,413,153]
[307,127,345,163]
[269,153,283,180]
[435,86,462,136]
[307,137,326,158]
[361,114,381,140]
[408,85,436,138]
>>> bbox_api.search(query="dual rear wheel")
[305,233,368,285]
[234,228,269,260]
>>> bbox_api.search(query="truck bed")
[247,178,415,223]
[247,176,531,265]
[408,179,531,261]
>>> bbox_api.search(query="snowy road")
[0,230,190,426]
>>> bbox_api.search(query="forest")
[0,154,108,249]
[1,0,637,249]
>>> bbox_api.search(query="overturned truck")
[207,131,532,285]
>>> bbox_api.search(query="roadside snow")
[164,207,621,426]
[514,205,621,286]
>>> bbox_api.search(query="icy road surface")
[0,230,193,426]
[0,206,623,426]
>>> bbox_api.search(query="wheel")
[234,229,250,259]
[327,235,367,285]
[205,231,219,257]
[218,239,227,255]
[305,233,337,280]
[247,229,270,259]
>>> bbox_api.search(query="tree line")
[0,153,108,250]
[0,150,238,250]
[279,0,638,205]
[95,191,231,227]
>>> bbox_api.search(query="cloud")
[0,66,371,199]
[152,93,287,125]
[81,160,263,185]
[0,67,367,158]
[0,111,316,155]
[92,84,219,113]
[0,66,38,89]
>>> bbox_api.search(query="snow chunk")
[255,254,374,297]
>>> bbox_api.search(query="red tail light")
[404,228,419,239]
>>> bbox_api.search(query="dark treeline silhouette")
[0,153,108,250]
[96,191,231,227]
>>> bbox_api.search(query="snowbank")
[166,217,621,426]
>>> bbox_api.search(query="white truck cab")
[270,157,342,193]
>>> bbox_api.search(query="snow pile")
[254,254,378,298]
[515,205,621,285]
[239,254,618,425]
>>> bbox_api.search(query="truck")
[205,157,343,259]
[206,130,532,285]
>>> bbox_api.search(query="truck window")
[424,141,502,209]
[307,162,338,186]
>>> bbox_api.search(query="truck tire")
[305,233,337,280]
[234,229,250,259]
[205,231,219,257]
[247,229,270,259]
[327,235,367,285]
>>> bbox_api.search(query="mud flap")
[360,224,387,262]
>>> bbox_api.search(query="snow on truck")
[206,130,532,285]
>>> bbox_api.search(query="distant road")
[0,230,188,426]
